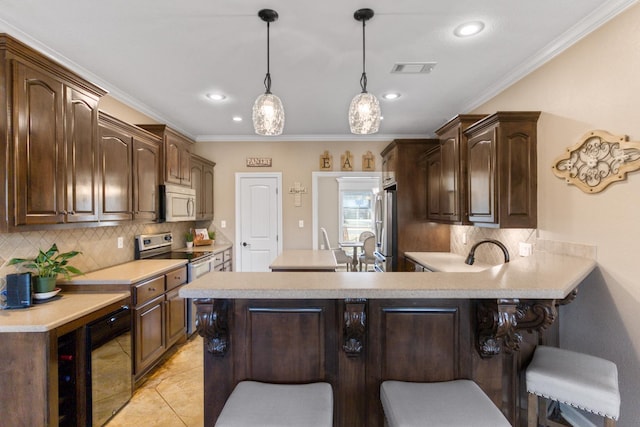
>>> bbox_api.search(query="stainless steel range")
[134,232,215,335]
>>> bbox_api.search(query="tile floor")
[106,337,204,427]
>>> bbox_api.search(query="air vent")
[390,62,437,74]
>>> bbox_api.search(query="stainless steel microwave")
[160,184,196,222]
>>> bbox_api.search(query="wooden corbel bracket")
[194,298,230,356]
[343,299,367,357]
[476,295,574,358]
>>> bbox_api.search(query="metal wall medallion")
[552,130,640,193]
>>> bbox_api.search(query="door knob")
[242,242,249,247]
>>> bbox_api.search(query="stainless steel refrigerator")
[374,188,397,271]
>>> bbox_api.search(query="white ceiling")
[0,0,636,141]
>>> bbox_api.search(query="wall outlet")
[117,236,124,249]
[519,242,533,257]
[462,233,468,245]
[298,220,304,228]
[221,220,226,228]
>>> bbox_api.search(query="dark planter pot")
[34,276,57,293]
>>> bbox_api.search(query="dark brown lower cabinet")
[165,287,187,348]
[197,298,552,427]
[134,295,165,375]
[132,267,187,380]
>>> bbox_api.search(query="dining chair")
[359,235,376,271]
[359,231,374,242]
[320,227,351,271]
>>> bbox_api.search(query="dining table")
[339,240,364,271]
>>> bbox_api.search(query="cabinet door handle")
[148,287,156,292]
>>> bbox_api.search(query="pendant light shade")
[349,8,380,135]
[253,9,284,136]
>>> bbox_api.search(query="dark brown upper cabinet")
[99,112,162,223]
[190,154,215,221]
[1,34,106,231]
[380,140,450,271]
[426,114,487,224]
[138,125,194,187]
[464,111,540,228]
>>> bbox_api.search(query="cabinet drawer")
[166,266,187,291]
[213,252,224,267]
[134,276,164,306]
[223,249,231,262]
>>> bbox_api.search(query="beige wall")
[99,95,159,125]
[191,140,389,250]
[473,4,640,424]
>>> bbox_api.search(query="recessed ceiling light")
[382,92,401,100]
[206,93,227,101]
[232,116,243,122]
[454,21,485,37]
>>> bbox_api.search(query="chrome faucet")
[465,239,510,265]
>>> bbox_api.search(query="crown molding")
[194,133,429,143]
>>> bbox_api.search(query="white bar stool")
[526,346,620,427]
[215,381,333,427]
[380,379,511,427]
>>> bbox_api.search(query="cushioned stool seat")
[526,346,620,427]
[380,380,510,427]
[215,381,333,427]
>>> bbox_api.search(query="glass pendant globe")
[252,93,285,136]
[349,92,381,134]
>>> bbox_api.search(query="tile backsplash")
[450,225,536,265]
[450,226,597,264]
[0,222,196,281]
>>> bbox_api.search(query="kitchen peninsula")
[181,251,596,426]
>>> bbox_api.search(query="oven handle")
[190,255,215,269]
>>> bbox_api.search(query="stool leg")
[528,393,538,427]
[538,397,549,427]
[604,418,616,427]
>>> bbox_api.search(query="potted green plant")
[8,243,82,293]
[208,230,216,244]
[185,232,194,248]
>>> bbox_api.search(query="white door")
[235,173,282,271]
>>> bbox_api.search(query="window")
[337,177,379,242]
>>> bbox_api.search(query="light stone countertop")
[269,250,337,271]
[0,291,130,332]
[58,259,188,285]
[181,251,596,300]
[404,252,493,272]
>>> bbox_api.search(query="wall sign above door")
[246,157,272,167]
[552,130,640,193]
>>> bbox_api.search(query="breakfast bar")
[180,252,596,426]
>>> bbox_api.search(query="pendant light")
[349,8,381,135]
[253,9,285,136]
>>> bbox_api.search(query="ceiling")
[0,0,635,141]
